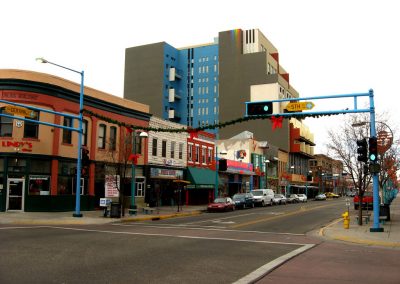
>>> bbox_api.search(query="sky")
[2,0,399,153]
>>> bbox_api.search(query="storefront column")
[51,159,58,195]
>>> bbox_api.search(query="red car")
[353,191,374,210]
[207,197,235,212]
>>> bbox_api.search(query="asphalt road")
[1,199,398,283]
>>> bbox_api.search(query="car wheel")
[252,203,254,208]
[261,201,265,207]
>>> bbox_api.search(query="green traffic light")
[370,154,376,161]
[263,106,269,112]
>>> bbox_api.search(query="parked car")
[232,193,254,209]
[286,194,300,203]
[207,197,235,212]
[325,192,339,198]
[315,193,327,201]
[252,189,274,206]
[353,191,376,210]
[272,194,287,205]
[297,194,308,202]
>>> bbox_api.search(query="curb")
[319,218,400,248]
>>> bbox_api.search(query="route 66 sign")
[15,120,23,128]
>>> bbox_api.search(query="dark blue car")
[232,193,255,209]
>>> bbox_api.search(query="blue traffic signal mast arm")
[246,89,383,232]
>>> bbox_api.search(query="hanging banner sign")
[105,175,120,197]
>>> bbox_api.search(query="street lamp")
[131,131,148,210]
[37,57,84,218]
[264,160,270,188]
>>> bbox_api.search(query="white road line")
[39,226,310,246]
[0,226,46,230]
[233,244,315,284]
[113,223,305,236]
[182,212,257,225]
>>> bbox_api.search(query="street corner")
[318,217,400,249]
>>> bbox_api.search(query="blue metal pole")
[73,71,84,217]
[131,132,136,209]
[369,89,383,232]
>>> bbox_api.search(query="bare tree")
[105,128,134,217]
[326,114,398,223]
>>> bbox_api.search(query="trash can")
[110,203,121,218]
[379,204,390,221]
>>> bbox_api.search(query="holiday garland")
[82,108,344,133]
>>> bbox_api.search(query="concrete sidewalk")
[0,205,206,225]
[320,195,400,248]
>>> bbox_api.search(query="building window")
[98,124,106,149]
[202,147,206,164]
[0,108,13,137]
[110,126,117,151]
[82,119,88,146]
[179,143,183,159]
[208,148,213,164]
[24,110,39,139]
[62,117,72,144]
[171,141,175,159]
[188,144,193,161]
[195,145,199,162]
[162,140,167,158]
[152,138,158,156]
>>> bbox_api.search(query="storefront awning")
[187,167,215,187]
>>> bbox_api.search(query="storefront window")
[0,108,13,137]
[29,175,50,195]
[24,110,39,139]
[58,161,76,195]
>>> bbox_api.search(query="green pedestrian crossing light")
[368,137,378,162]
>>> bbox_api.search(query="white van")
[251,189,274,206]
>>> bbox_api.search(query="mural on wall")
[236,150,246,160]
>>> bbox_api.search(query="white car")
[251,189,274,206]
[297,194,307,202]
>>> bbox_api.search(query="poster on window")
[105,175,120,197]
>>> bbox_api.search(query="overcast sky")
[2,0,399,153]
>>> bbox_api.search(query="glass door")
[7,178,25,211]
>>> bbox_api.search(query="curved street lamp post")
[37,57,84,217]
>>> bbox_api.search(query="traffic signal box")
[247,101,273,116]
[368,137,378,162]
[356,138,368,163]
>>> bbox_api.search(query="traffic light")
[356,138,368,163]
[368,137,378,162]
[246,101,273,116]
[219,159,227,171]
[81,148,90,167]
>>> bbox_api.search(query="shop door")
[7,178,25,211]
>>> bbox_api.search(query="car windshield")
[274,194,281,198]
[214,198,226,203]
[252,191,263,196]
[233,195,245,201]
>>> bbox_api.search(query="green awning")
[187,167,215,187]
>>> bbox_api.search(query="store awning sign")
[5,105,37,118]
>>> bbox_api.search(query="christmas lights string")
[82,109,343,133]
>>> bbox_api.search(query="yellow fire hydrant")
[342,212,350,229]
